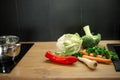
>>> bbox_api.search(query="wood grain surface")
[0,40,120,80]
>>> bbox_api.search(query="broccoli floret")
[82,25,101,48]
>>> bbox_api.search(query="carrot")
[96,55,102,58]
[82,55,112,64]
[89,53,94,57]
[80,49,88,55]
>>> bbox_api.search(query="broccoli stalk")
[82,25,101,48]
[83,25,93,36]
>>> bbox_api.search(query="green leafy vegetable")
[72,52,83,57]
[86,46,119,60]
[56,33,83,56]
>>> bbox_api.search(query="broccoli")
[82,25,101,48]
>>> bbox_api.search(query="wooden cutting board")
[0,40,120,80]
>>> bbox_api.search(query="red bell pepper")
[45,51,78,65]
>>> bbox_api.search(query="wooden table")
[0,40,120,80]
